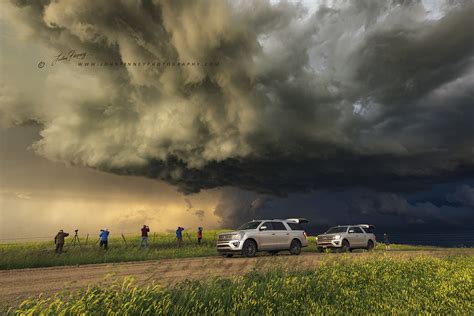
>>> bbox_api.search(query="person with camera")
[140,225,150,248]
[54,229,69,254]
[176,226,184,246]
[99,229,109,250]
[197,227,203,245]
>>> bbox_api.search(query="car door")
[270,221,291,249]
[347,226,361,247]
[258,222,275,250]
[352,226,365,247]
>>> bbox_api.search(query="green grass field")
[0,231,229,270]
[0,231,449,270]
[10,255,474,315]
[0,231,448,270]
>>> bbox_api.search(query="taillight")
[303,231,307,239]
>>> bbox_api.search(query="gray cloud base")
[2,0,474,194]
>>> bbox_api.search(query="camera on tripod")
[71,229,81,247]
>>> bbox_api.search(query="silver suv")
[217,219,309,257]
[316,224,376,252]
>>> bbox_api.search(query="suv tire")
[367,240,374,251]
[341,239,350,252]
[317,247,324,253]
[290,239,302,255]
[242,240,257,257]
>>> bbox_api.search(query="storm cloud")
[1,0,474,194]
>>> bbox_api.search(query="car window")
[349,227,363,233]
[287,223,304,230]
[261,222,274,230]
[271,222,287,230]
[361,226,375,234]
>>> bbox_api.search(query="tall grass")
[0,231,228,270]
[0,231,447,270]
[11,255,474,315]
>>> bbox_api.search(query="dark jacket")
[54,232,69,244]
[141,227,150,237]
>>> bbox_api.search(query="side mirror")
[259,226,267,231]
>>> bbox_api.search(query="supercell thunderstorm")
[1,0,474,195]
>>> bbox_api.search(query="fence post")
[85,234,89,246]
[153,232,156,243]
[185,232,192,242]
[121,234,128,246]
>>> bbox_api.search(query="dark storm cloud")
[193,209,205,220]
[1,0,474,194]
[184,198,206,219]
[214,185,473,230]
[446,185,474,207]
[213,188,272,228]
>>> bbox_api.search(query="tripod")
[71,230,82,248]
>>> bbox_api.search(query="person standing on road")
[384,233,391,251]
[140,225,150,248]
[54,229,69,254]
[197,227,203,245]
[99,229,110,250]
[176,226,184,246]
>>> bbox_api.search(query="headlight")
[231,233,243,240]
[333,235,341,239]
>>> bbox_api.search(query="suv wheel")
[289,240,302,255]
[341,239,350,252]
[242,240,257,257]
[367,240,374,251]
[317,247,324,253]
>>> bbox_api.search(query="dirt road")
[1,249,473,307]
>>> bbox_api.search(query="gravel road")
[1,249,473,308]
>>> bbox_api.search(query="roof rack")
[357,224,375,229]
[285,218,309,224]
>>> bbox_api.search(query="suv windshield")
[238,221,262,230]
[325,226,348,234]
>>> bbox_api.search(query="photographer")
[140,225,150,248]
[54,229,69,254]
[99,229,109,250]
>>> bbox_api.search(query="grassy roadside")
[9,255,474,315]
[0,231,228,270]
[0,231,454,270]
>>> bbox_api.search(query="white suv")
[217,219,309,257]
[316,225,376,252]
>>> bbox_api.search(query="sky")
[0,0,473,242]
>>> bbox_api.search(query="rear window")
[361,226,375,234]
[287,223,304,231]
